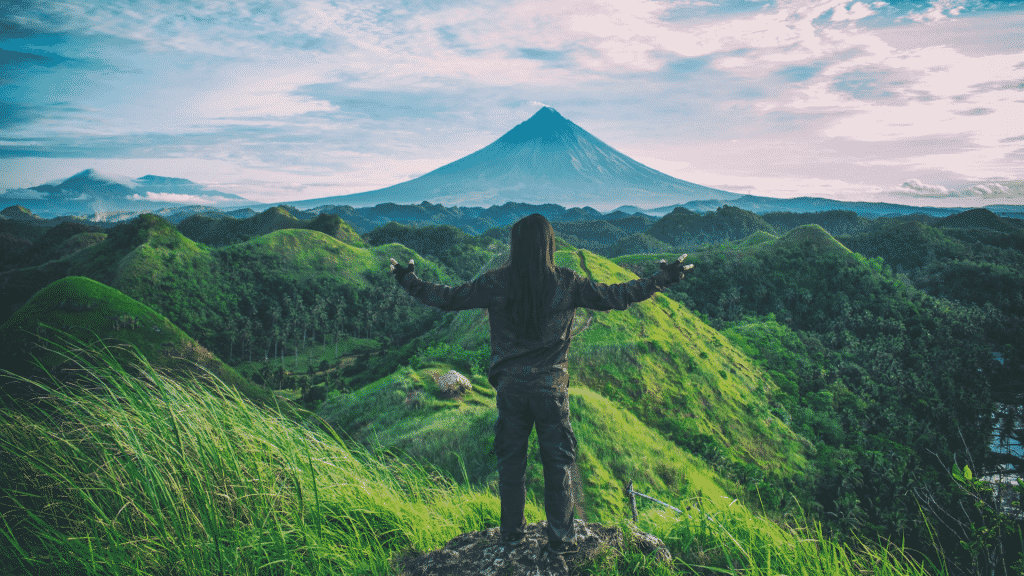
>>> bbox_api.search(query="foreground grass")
[0,344,501,575]
[1,343,939,576]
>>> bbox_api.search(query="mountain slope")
[176,206,366,247]
[0,214,466,368]
[318,361,741,523]
[0,276,270,405]
[616,225,1001,556]
[425,247,809,490]
[293,107,739,210]
[648,205,776,246]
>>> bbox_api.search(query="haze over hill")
[290,107,741,211]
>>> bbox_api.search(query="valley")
[2,197,1022,575]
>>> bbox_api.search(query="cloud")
[900,178,949,195]
[969,182,1008,195]
[832,2,877,21]
[1,188,48,199]
[128,191,245,205]
[891,178,1023,199]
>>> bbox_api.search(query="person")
[389,213,692,554]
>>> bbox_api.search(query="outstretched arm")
[575,254,692,311]
[389,257,493,311]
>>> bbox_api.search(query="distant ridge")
[292,107,740,210]
[1,170,250,219]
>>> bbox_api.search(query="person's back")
[390,213,691,554]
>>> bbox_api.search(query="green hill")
[938,207,1022,233]
[0,214,468,374]
[617,224,1004,564]
[762,210,871,237]
[364,221,506,281]
[319,361,741,524]
[648,205,776,247]
[177,206,367,247]
[605,232,671,257]
[413,247,810,499]
[0,340,934,576]
[0,276,272,406]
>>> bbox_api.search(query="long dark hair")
[502,214,557,341]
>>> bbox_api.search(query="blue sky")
[2,0,1023,207]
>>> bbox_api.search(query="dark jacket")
[399,265,672,392]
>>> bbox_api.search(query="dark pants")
[494,387,578,545]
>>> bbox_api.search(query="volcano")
[303,107,739,210]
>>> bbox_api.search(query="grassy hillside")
[0,276,273,407]
[318,361,741,524]
[648,205,776,247]
[616,225,1013,572]
[417,247,810,511]
[176,206,367,248]
[0,214,469,374]
[363,221,505,281]
[1,345,934,575]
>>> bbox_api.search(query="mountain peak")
[63,169,135,188]
[1,205,42,221]
[496,106,579,145]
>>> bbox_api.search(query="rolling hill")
[0,213,470,369]
[0,276,272,406]
[407,246,810,493]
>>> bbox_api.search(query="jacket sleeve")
[573,269,673,311]
[399,272,495,311]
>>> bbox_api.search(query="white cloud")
[900,178,949,195]
[182,67,338,121]
[1,188,49,199]
[128,191,245,205]
[832,2,876,22]
[905,0,964,23]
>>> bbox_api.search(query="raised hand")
[658,254,693,284]
[389,257,415,283]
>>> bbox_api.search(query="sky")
[2,0,1023,208]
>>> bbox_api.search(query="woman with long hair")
[390,213,691,554]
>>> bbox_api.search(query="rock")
[397,519,671,576]
[432,369,472,399]
[628,525,673,563]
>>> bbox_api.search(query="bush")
[412,342,489,376]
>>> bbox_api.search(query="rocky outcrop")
[398,520,671,576]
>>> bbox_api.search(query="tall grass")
[594,493,940,576]
[0,340,943,576]
[0,342,499,575]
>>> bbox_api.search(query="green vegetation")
[616,224,1022,573]
[176,206,367,248]
[363,221,505,280]
[0,220,106,272]
[0,276,274,408]
[420,247,811,512]
[1,345,938,576]
[3,204,1023,574]
[318,360,740,523]
[648,205,776,247]
[0,344,504,575]
[0,214,481,378]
